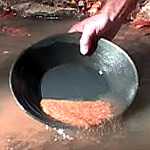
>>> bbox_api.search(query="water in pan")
[41,63,110,100]
[41,63,128,118]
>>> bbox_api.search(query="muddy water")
[1,16,150,150]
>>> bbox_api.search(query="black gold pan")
[9,32,139,129]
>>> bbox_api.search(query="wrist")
[99,0,137,22]
[102,4,118,22]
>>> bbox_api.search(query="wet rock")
[131,0,150,22]
[88,1,104,16]
[10,2,78,18]
[0,0,38,6]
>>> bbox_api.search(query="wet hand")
[69,12,121,55]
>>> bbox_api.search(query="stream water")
[1,16,150,150]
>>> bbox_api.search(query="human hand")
[69,12,122,55]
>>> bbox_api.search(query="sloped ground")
[0,17,150,150]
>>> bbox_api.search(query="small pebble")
[3,50,9,54]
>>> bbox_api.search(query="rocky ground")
[0,0,150,22]
[0,0,105,19]
[0,0,150,38]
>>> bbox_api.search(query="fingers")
[68,22,84,33]
[80,25,97,55]
[68,23,95,55]
[69,25,97,55]
[68,14,111,55]
[80,32,92,55]
[68,27,77,33]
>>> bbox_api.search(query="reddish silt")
[0,11,13,20]
[40,99,114,128]
[1,26,30,37]
[131,20,150,28]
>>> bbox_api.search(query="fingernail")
[80,45,88,55]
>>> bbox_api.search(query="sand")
[40,99,114,128]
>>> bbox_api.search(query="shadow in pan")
[122,41,150,117]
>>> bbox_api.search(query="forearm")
[69,0,139,55]
[101,0,138,22]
